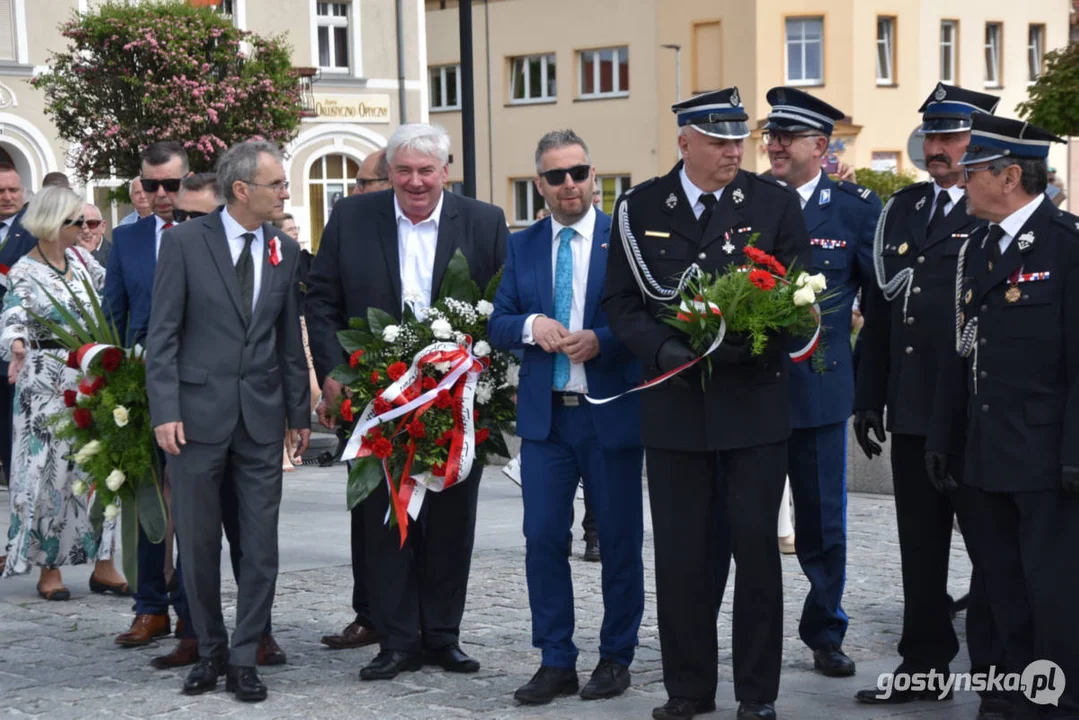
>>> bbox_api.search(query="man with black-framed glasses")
[352,149,390,196]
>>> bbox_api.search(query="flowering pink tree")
[32,1,303,180]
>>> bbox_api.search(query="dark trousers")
[649,442,786,704]
[961,487,1079,718]
[349,505,371,627]
[364,464,483,653]
[135,523,186,618]
[520,402,644,669]
[0,359,11,484]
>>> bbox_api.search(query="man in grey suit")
[146,140,311,703]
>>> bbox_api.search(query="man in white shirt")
[118,177,153,227]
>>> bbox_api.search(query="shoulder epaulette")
[889,181,930,199]
[624,176,660,198]
[1051,209,1079,237]
[834,180,878,203]
[751,172,796,194]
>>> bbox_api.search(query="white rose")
[74,440,102,464]
[112,405,130,428]
[806,273,827,293]
[71,479,88,496]
[476,300,495,317]
[103,503,120,521]
[475,382,493,405]
[505,363,520,388]
[792,285,816,307]
[382,325,401,343]
[473,340,491,358]
[433,361,452,374]
[105,469,126,492]
[431,318,454,340]
[794,271,810,288]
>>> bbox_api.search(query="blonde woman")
[0,186,125,599]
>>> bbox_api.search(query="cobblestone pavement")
[0,465,983,719]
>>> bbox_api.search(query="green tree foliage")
[1017,43,1079,137]
[854,168,919,203]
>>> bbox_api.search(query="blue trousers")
[521,402,644,669]
[135,523,186,617]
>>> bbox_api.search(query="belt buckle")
[562,394,580,407]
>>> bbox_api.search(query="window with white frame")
[512,179,546,225]
[217,0,235,15]
[940,20,957,83]
[985,23,1002,88]
[597,175,631,215]
[876,17,895,85]
[578,47,629,98]
[317,1,350,71]
[0,0,15,61]
[309,154,360,252]
[510,54,556,103]
[429,65,461,111]
[785,18,824,85]
[1028,25,1045,83]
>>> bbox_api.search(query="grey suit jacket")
[146,209,310,445]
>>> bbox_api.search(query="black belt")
[553,391,584,407]
[30,340,67,351]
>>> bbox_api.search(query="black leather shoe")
[737,701,777,719]
[855,682,953,704]
[182,655,227,695]
[423,644,480,673]
[225,665,267,702]
[813,644,856,677]
[514,666,579,705]
[580,658,630,700]
[583,534,601,562]
[652,697,717,719]
[359,649,423,680]
[977,693,1014,719]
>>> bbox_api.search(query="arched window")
[308,153,359,251]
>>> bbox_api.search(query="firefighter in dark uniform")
[853,83,1003,709]
[760,87,881,678]
[927,114,1079,719]
[603,87,810,720]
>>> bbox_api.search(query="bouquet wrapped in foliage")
[330,251,517,545]
[32,276,165,590]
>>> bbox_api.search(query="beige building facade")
[0,0,430,250]
[425,0,1071,226]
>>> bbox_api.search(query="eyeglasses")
[62,216,86,228]
[140,177,183,194]
[962,165,993,181]
[762,131,824,148]
[245,180,290,193]
[81,219,103,230]
[172,209,207,222]
[355,177,389,191]
[539,165,591,186]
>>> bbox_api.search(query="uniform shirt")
[395,192,444,314]
[993,193,1045,254]
[220,206,264,315]
[522,206,597,393]
[118,210,140,227]
[930,183,965,220]
[796,171,824,210]
[679,166,724,219]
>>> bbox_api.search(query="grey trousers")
[170,419,282,667]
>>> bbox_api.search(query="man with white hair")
[118,177,153,226]
[307,123,508,682]
[76,203,110,265]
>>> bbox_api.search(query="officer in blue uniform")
[927,115,1079,719]
[762,87,880,678]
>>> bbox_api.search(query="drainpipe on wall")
[396,0,407,123]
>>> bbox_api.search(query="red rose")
[372,437,393,459]
[434,435,448,447]
[422,376,437,391]
[749,269,776,292]
[387,361,408,381]
[371,370,380,384]
[431,462,447,477]
[373,396,392,415]
[63,390,78,408]
[475,428,490,444]
[473,409,479,422]
[100,347,122,373]
[368,426,383,439]
[66,351,79,369]
[92,377,107,394]
[406,419,425,439]
[434,389,452,409]
[349,349,364,368]
[340,399,354,423]
[73,408,92,429]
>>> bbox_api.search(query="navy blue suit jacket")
[105,214,159,345]
[488,211,641,450]
[785,173,881,428]
[0,207,36,296]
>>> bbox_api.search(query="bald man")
[351,150,390,196]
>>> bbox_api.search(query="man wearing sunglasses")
[76,203,110,265]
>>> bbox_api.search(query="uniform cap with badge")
[763,86,846,137]
[672,87,750,140]
[957,114,1065,166]
[916,82,1000,135]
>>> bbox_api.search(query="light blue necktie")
[553,227,574,390]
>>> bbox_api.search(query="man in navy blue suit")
[762,87,880,676]
[0,162,27,496]
[489,129,644,706]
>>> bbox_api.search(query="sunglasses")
[540,165,591,186]
[762,131,824,148]
[62,216,86,228]
[172,209,207,222]
[140,177,183,194]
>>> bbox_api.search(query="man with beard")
[853,84,1007,716]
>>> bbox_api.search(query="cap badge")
[729,87,740,107]
[1017,231,1035,252]
[775,89,786,104]
[934,84,947,102]
[732,188,745,206]
[665,193,678,210]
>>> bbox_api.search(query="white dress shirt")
[220,206,264,315]
[796,171,824,210]
[679,166,724,220]
[522,206,597,394]
[154,214,175,259]
[396,192,444,314]
[930,183,965,220]
[0,216,12,244]
[993,193,1045,255]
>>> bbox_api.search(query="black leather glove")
[712,331,756,367]
[853,409,886,459]
[656,338,697,373]
[1063,466,1079,495]
[925,451,958,493]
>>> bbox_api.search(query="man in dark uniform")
[853,84,1003,710]
[762,87,881,677]
[927,114,1079,719]
[603,87,810,720]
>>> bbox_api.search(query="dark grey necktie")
[236,232,255,323]
[986,225,1005,269]
[927,192,949,236]
[698,192,717,230]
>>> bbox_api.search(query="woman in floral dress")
[0,186,126,599]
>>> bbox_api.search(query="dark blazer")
[786,173,881,429]
[0,206,35,293]
[602,164,812,452]
[856,182,987,437]
[488,211,641,450]
[105,214,157,345]
[305,189,509,383]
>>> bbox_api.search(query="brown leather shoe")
[256,633,287,666]
[151,638,199,669]
[115,614,171,646]
[320,621,378,649]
